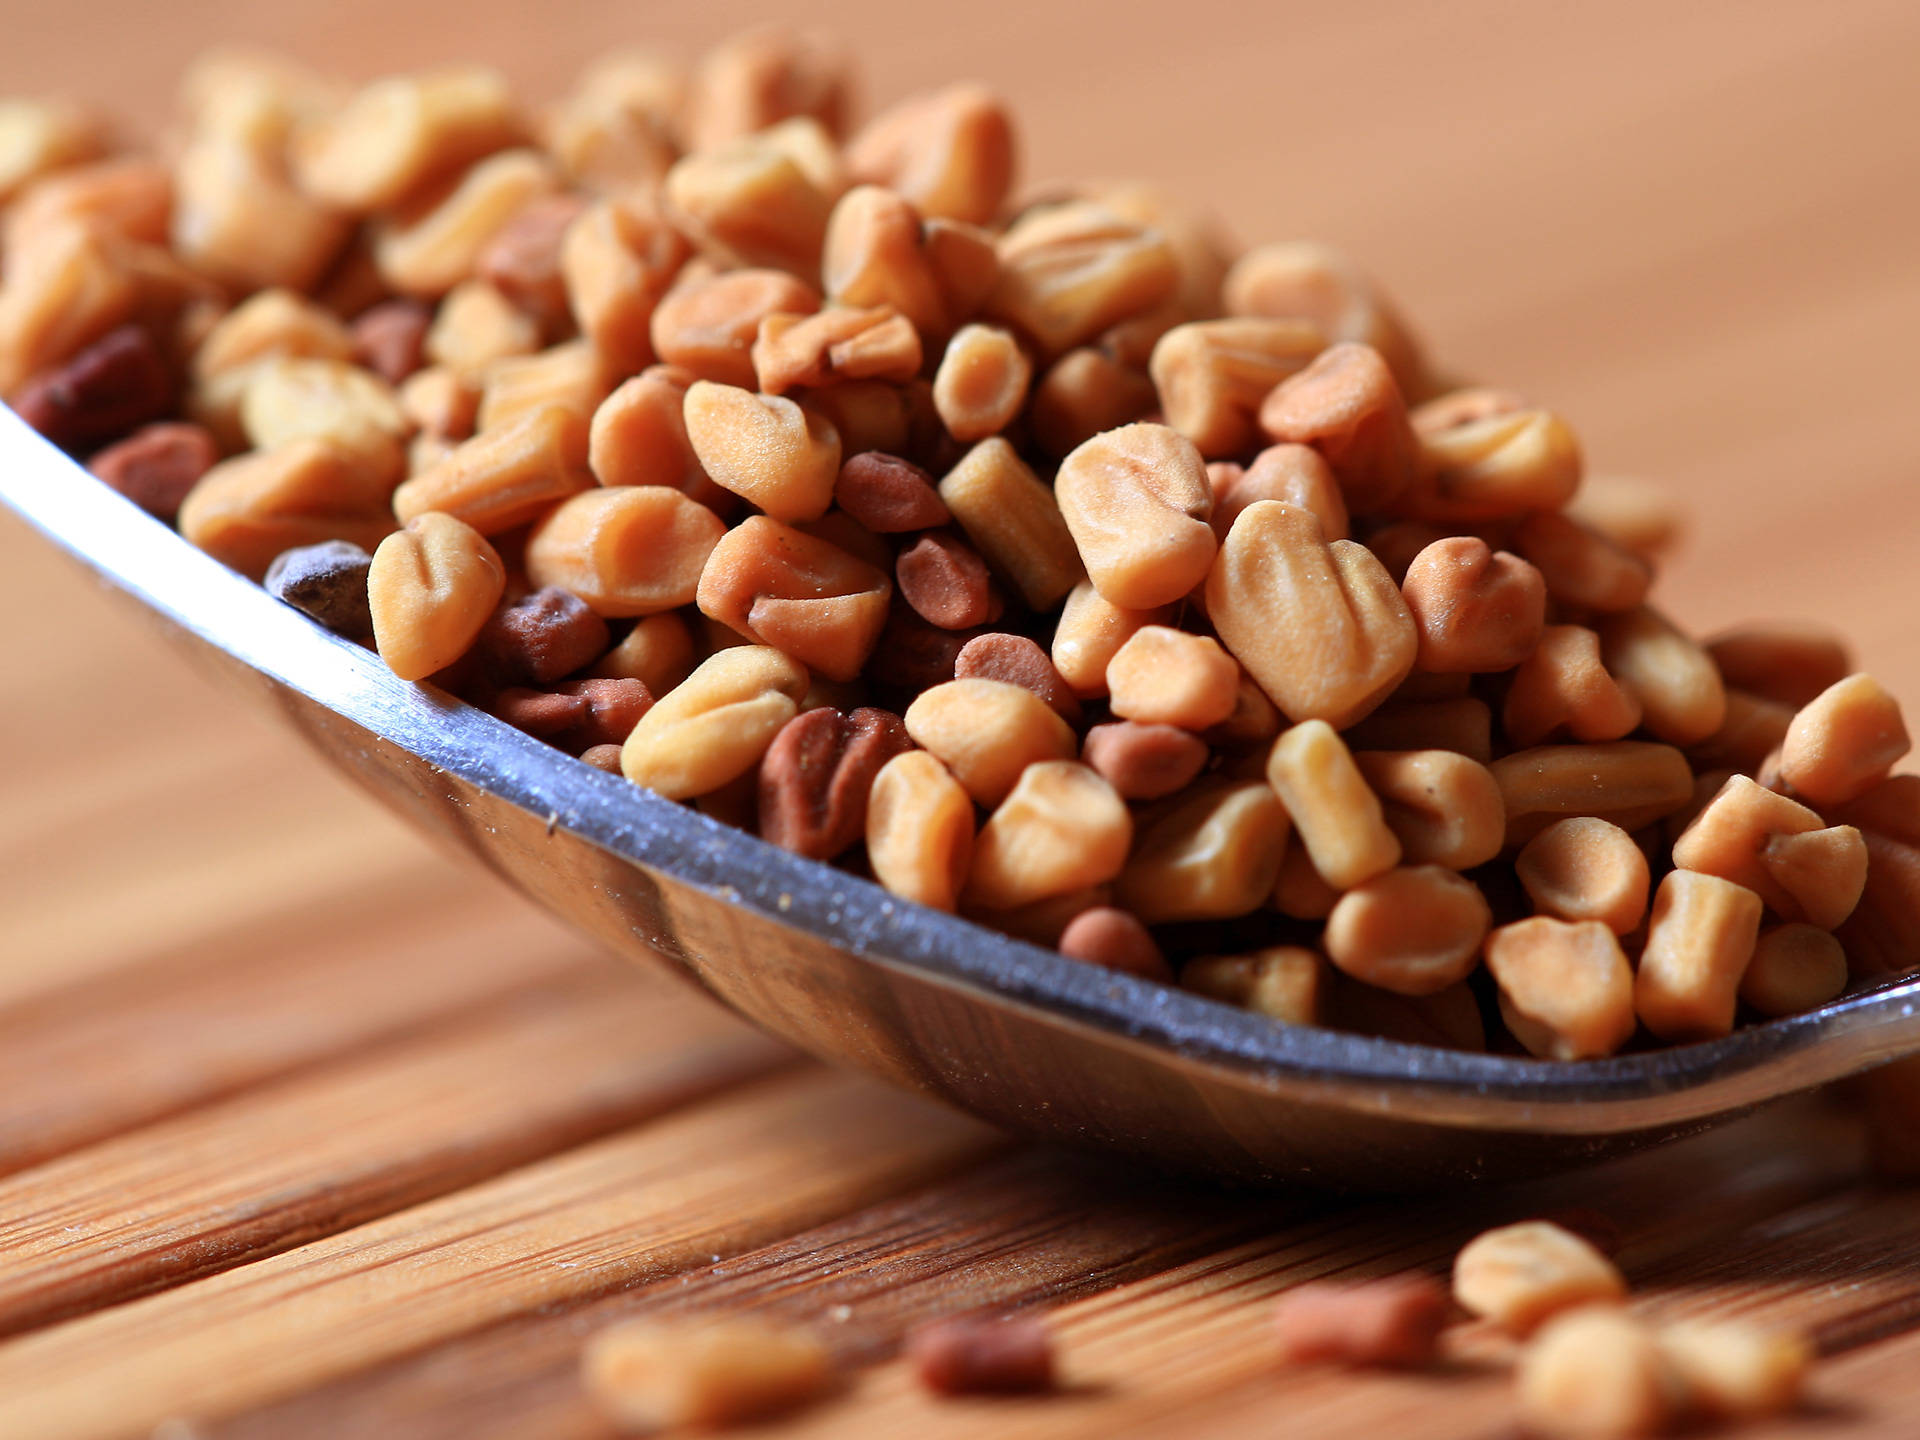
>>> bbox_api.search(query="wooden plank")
[0,869,601,1175]
[205,1102,1885,1440]
[208,1150,1283,1440]
[0,968,790,1335]
[0,1071,997,1440]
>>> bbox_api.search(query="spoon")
[5,409,1916,1189]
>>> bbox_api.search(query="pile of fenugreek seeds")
[5,30,1916,1437]
[5,34,1917,1068]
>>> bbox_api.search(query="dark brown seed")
[479,586,611,687]
[477,193,590,330]
[1082,721,1209,800]
[1058,907,1171,980]
[834,451,950,532]
[350,299,433,385]
[1271,1277,1450,1369]
[906,1315,1056,1396]
[758,705,913,860]
[13,325,173,452]
[554,677,655,752]
[86,421,220,522]
[955,632,1081,723]
[866,604,977,695]
[264,539,375,639]
[896,532,998,630]
[492,686,591,738]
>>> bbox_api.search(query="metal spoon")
[6,410,1916,1188]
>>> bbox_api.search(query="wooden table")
[5,2,1920,1435]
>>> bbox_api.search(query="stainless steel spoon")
[6,409,1916,1189]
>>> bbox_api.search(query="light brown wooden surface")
[4,2,1920,1436]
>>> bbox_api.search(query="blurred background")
[3,1,1917,1024]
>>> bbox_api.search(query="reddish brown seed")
[955,633,1081,723]
[492,686,590,738]
[554,676,655,751]
[86,421,220,522]
[1081,720,1209,801]
[758,705,914,860]
[350,299,433,385]
[865,604,975,693]
[833,450,951,532]
[906,1316,1056,1396]
[1058,906,1172,980]
[477,192,589,328]
[580,743,625,773]
[12,324,172,451]
[896,531,999,630]
[1271,1277,1451,1370]
[478,586,611,686]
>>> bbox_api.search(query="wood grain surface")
[3,2,1919,1436]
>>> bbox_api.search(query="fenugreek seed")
[525,486,726,618]
[1411,407,1582,523]
[1453,1221,1628,1335]
[1400,537,1547,675]
[985,200,1178,357]
[651,268,821,389]
[1222,240,1425,395]
[373,148,560,299]
[1149,317,1325,459]
[866,749,974,912]
[1207,500,1416,729]
[1105,627,1240,732]
[682,381,841,523]
[1510,509,1653,615]
[178,436,400,580]
[1486,917,1637,1060]
[1055,423,1216,610]
[931,323,1031,441]
[1183,947,1325,1026]
[1257,341,1417,514]
[937,437,1084,610]
[903,677,1077,806]
[393,403,593,534]
[367,512,506,682]
[560,199,688,374]
[1354,749,1505,871]
[1271,1278,1450,1370]
[845,84,1017,226]
[1516,1308,1679,1440]
[1323,866,1490,996]
[1503,624,1643,748]
[1671,773,1867,928]
[1635,869,1764,1042]
[291,68,521,212]
[1118,779,1292,925]
[1491,742,1694,846]
[1706,622,1853,709]
[619,645,810,799]
[1050,580,1169,699]
[1057,907,1170,980]
[1514,817,1650,935]
[1778,673,1910,808]
[1739,923,1849,1018]
[1211,443,1349,542]
[1265,720,1401,891]
[696,514,892,682]
[581,1320,832,1432]
[963,760,1132,911]
[1594,606,1727,747]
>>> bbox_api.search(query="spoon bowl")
[6,409,1917,1189]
